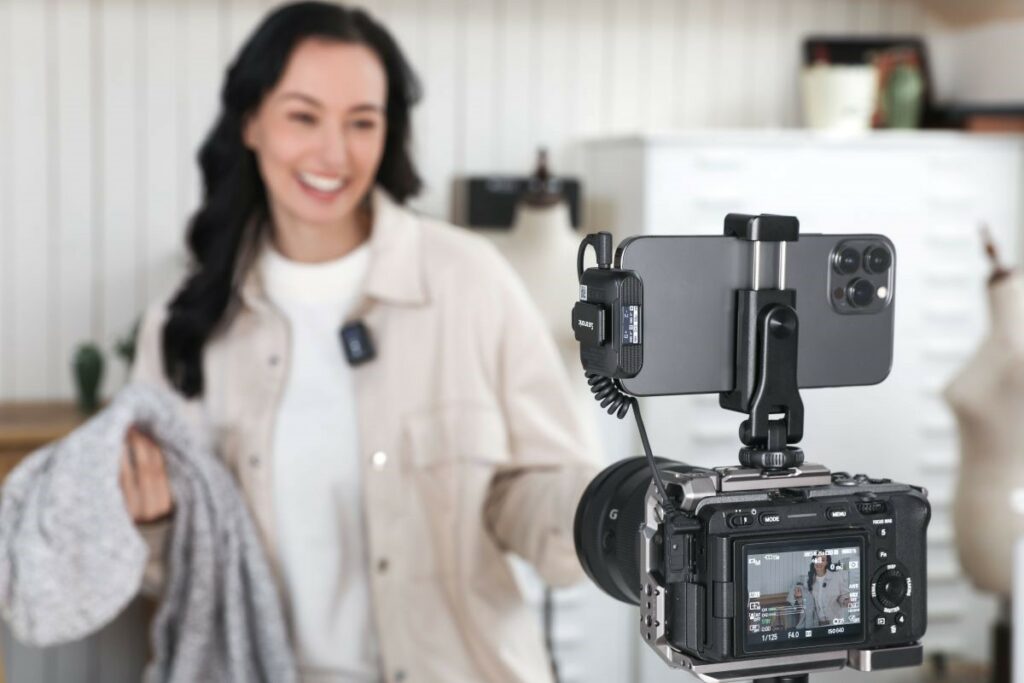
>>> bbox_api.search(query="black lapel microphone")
[339,321,376,366]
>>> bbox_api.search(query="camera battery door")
[574,266,643,378]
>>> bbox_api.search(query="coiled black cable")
[584,372,676,515]
[586,372,631,419]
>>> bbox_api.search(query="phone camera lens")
[847,278,875,308]
[833,247,861,275]
[864,245,892,273]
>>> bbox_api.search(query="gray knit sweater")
[0,383,297,683]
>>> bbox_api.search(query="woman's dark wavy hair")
[163,1,422,397]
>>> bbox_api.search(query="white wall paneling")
[0,0,13,396]
[8,0,50,398]
[100,0,143,390]
[937,17,1024,104]
[54,0,96,401]
[142,0,186,314]
[459,0,497,173]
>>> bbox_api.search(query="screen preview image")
[744,544,863,650]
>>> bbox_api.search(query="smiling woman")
[161,2,421,397]
[242,40,389,262]
[117,3,599,683]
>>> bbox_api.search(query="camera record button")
[759,512,782,525]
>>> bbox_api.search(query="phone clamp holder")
[719,213,805,472]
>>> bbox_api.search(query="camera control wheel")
[871,564,911,612]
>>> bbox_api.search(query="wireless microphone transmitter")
[340,321,376,366]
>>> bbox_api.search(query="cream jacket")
[133,188,601,683]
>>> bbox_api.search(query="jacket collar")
[237,187,428,311]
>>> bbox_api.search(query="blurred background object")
[801,60,879,132]
[943,231,1024,683]
[2,0,1024,681]
[469,149,582,367]
[71,343,104,415]
[801,36,933,130]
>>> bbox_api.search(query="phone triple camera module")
[829,240,894,315]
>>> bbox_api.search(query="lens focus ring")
[574,457,706,606]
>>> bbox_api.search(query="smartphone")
[615,233,896,397]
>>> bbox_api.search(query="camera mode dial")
[872,564,911,612]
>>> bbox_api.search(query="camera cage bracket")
[639,472,924,682]
[718,213,806,472]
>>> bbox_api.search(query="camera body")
[642,465,929,678]
[575,458,930,681]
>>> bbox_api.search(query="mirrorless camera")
[571,215,929,682]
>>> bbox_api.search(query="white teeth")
[299,171,344,193]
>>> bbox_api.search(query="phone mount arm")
[718,213,805,470]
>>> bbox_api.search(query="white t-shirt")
[259,241,379,682]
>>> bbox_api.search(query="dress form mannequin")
[483,152,582,375]
[943,235,1024,597]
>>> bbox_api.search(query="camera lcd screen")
[742,538,864,653]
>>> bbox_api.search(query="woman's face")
[813,554,827,574]
[243,38,388,231]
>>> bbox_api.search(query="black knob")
[874,567,909,609]
[739,446,804,470]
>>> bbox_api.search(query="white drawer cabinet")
[579,131,1024,681]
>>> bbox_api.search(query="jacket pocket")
[403,404,509,469]
[400,405,510,577]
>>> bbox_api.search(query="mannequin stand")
[993,599,1011,683]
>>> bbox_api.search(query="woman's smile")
[295,170,348,202]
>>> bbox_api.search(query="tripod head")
[718,213,806,472]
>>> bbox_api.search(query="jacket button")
[249,454,260,467]
[377,558,389,573]
[371,451,387,469]
[394,670,406,682]
[268,354,280,366]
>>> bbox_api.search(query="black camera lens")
[863,245,892,273]
[833,247,861,275]
[846,278,875,308]
[574,457,706,605]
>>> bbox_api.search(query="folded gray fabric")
[0,382,297,683]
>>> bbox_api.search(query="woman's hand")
[119,427,174,523]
